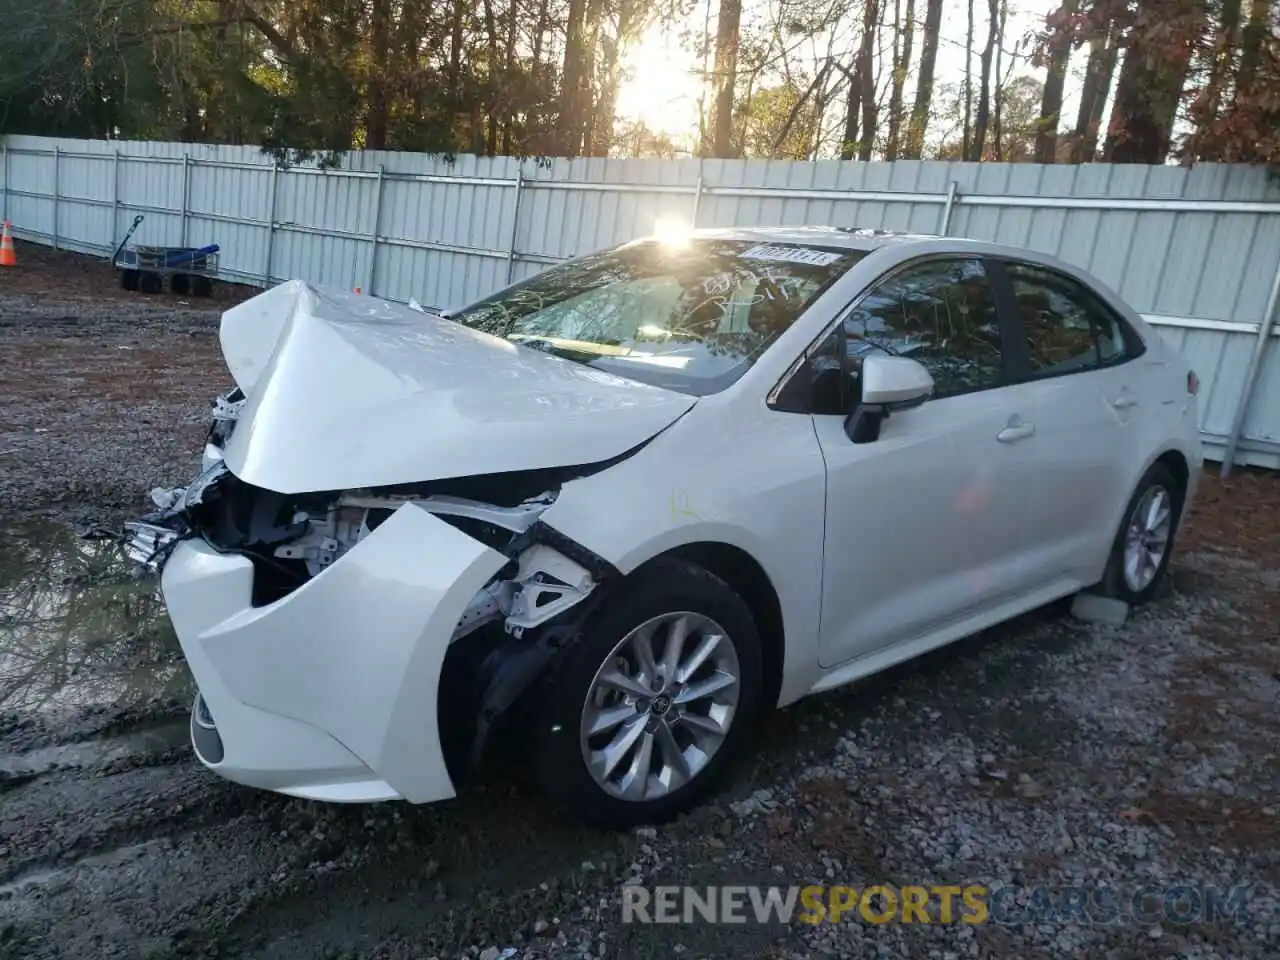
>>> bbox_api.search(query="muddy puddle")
[0,519,191,726]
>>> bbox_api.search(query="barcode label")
[738,244,845,267]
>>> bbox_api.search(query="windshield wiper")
[512,338,598,364]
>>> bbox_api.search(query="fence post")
[2,141,8,224]
[262,162,280,288]
[938,180,958,236]
[368,163,385,295]
[1220,260,1280,478]
[52,146,60,250]
[505,161,524,285]
[180,153,191,247]
[112,149,121,249]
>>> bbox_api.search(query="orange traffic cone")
[0,221,15,268]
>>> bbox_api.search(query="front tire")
[1099,462,1184,605]
[534,559,763,829]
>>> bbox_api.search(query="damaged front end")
[114,387,620,794]
[99,281,697,804]
[117,386,245,572]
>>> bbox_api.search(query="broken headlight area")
[104,458,234,572]
[134,466,614,644]
[261,484,606,643]
[207,386,244,450]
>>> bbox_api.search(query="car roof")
[674,225,1147,337]
[678,226,1086,278]
[686,225,949,252]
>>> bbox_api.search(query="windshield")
[449,238,865,396]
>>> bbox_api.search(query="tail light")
[1187,371,1200,395]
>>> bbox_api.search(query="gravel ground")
[0,241,253,521]
[1,245,1277,960]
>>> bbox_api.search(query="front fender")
[538,408,828,708]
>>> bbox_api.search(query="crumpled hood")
[218,280,695,494]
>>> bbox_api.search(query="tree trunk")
[905,0,943,158]
[589,0,638,156]
[992,0,1007,160]
[591,38,620,156]
[558,0,589,154]
[449,0,466,109]
[182,100,203,142]
[1190,0,1243,160]
[580,0,606,152]
[366,0,391,150]
[528,0,552,137]
[1070,22,1118,162]
[501,0,519,154]
[858,0,880,160]
[969,0,999,160]
[886,0,916,160]
[531,0,549,64]
[1104,1,1201,164]
[481,0,501,154]
[838,63,861,160]
[963,0,974,159]
[711,0,744,157]
[1035,0,1080,163]
[1237,0,1270,91]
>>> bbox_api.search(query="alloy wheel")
[580,611,740,802]
[1122,483,1174,593]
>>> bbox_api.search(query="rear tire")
[170,273,191,296]
[120,269,139,291]
[139,272,162,294]
[1098,462,1184,605]
[534,559,763,829]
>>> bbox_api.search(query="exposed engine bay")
[123,388,610,646]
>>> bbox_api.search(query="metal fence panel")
[2,134,1278,471]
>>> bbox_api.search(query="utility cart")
[113,215,221,297]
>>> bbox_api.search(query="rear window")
[450,238,865,396]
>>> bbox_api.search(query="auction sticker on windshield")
[738,244,845,267]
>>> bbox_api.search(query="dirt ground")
[0,240,255,307]
[0,241,254,521]
[0,244,1277,960]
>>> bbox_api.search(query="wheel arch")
[630,540,787,715]
[1128,444,1196,528]
[1153,447,1190,497]
[1095,443,1197,576]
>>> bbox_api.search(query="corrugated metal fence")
[2,134,1279,471]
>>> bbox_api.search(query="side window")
[1005,263,1132,375]
[845,257,1004,398]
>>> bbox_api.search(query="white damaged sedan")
[122,227,1202,827]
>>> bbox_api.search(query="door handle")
[997,422,1035,443]
[1110,395,1138,409]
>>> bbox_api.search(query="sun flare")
[614,24,703,143]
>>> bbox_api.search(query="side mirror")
[860,354,934,408]
[844,355,934,444]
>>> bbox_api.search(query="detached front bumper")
[159,502,508,803]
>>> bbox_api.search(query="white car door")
[986,259,1150,587]
[809,256,1032,670]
